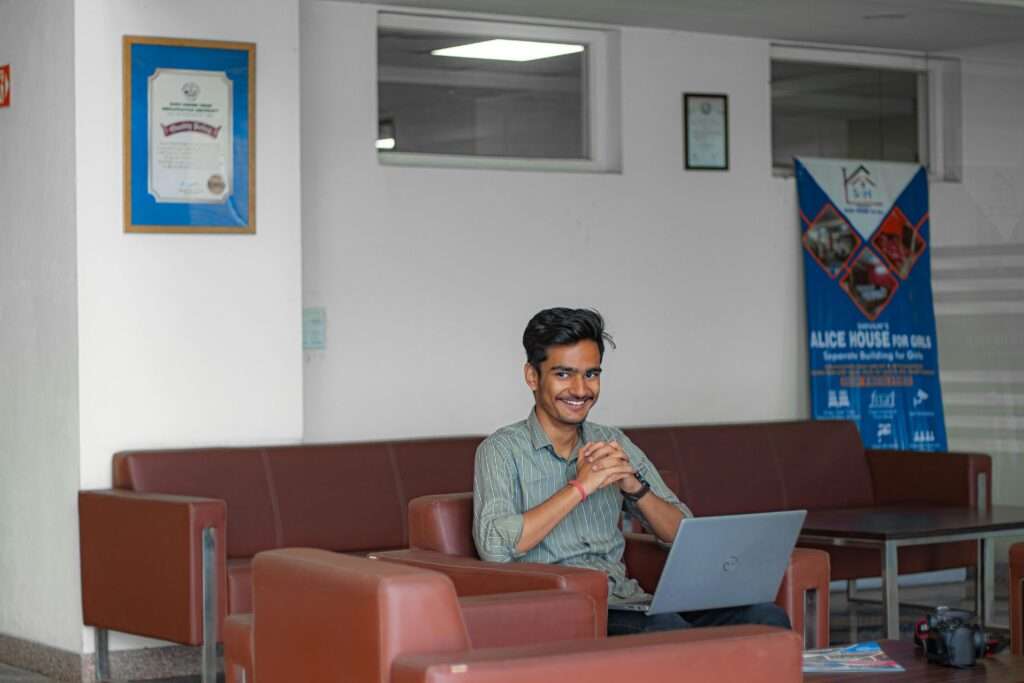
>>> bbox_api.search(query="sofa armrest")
[409,493,476,556]
[78,489,227,645]
[774,548,830,648]
[623,534,829,647]
[392,625,803,683]
[372,549,608,635]
[622,532,668,593]
[866,450,991,507]
[459,590,600,647]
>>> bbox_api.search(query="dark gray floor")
[828,570,1008,645]
[0,573,1009,682]
[0,664,223,683]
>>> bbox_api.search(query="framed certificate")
[123,36,255,233]
[684,93,728,171]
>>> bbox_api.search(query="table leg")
[977,536,995,628]
[882,540,900,640]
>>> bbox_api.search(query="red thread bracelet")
[568,479,587,502]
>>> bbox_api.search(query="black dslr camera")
[913,606,986,668]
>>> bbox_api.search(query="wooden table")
[807,640,1024,682]
[800,505,1024,640]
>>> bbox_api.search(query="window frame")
[376,11,621,173]
[770,43,961,182]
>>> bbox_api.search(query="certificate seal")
[207,174,226,195]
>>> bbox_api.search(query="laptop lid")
[646,509,807,615]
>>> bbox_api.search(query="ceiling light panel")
[431,39,584,62]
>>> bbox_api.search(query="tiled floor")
[828,570,1009,646]
[0,665,222,683]
[0,573,1011,682]
[0,663,49,682]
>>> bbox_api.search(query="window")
[377,13,619,172]
[771,45,961,180]
[772,61,924,168]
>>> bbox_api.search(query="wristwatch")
[622,472,651,503]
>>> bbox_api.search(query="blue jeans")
[606,602,791,636]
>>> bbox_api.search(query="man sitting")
[472,307,790,635]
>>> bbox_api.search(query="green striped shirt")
[473,410,691,603]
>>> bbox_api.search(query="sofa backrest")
[113,437,482,558]
[623,420,874,515]
[111,420,873,556]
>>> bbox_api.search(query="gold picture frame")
[123,35,255,233]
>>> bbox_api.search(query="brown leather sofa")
[223,548,802,683]
[79,437,485,680]
[624,420,991,582]
[376,492,831,647]
[78,419,988,678]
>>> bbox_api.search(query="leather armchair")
[226,548,802,683]
[378,492,831,648]
[224,550,602,683]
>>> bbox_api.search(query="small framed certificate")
[123,36,255,233]
[684,93,728,171]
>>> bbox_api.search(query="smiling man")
[472,307,790,635]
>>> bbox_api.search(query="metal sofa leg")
[95,628,110,682]
[804,588,817,648]
[202,526,219,683]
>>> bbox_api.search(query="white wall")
[0,0,82,654]
[932,40,1024,248]
[74,0,304,486]
[301,1,810,441]
[930,40,1024,506]
[73,0,304,652]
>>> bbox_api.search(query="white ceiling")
[357,0,1024,52]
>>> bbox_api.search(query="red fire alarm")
[0,65,10,108]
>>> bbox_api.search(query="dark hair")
[523,308,616,371]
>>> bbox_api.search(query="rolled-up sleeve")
[472,436,527,562]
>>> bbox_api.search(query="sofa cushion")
[267,443,406,552]
[112,437,482,560]
[113,449,277,558]
[770,420,875,511]
[391,437,479,512]
[625,420,874,515]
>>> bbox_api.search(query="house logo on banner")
[843,165,882,206]
[796,157,947,452]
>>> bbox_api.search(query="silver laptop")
[610,509,807,615]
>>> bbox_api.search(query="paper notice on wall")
[303,307,326,350]
[148,68,232,203]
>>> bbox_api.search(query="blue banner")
[796,158,947,451]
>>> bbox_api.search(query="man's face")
[525,339,602,431]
